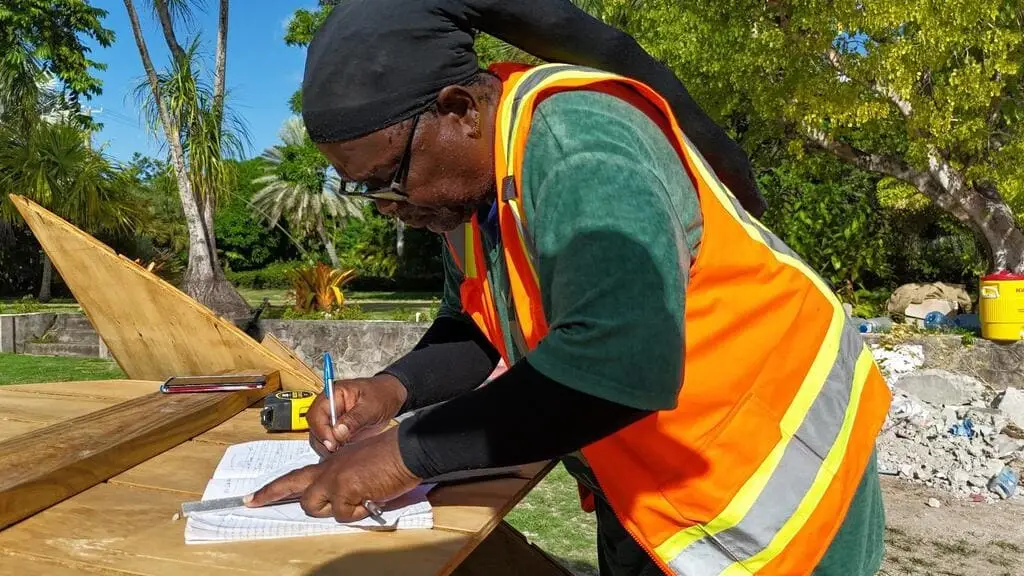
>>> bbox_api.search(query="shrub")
[227,260,304,289]
[287,262,357,313]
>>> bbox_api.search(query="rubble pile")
[870,344,1023,502]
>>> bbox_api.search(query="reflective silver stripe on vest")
[506,64,576,142]
[666,320,865,575]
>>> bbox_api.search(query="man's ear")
[436,85,480,136]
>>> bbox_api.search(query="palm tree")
[251,116,365,268]
[122,0,251,319]
[0,119,144,301]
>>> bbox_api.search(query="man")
[247,1,891,574]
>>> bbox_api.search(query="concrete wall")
[0,312,57,353]
[258,319,429,379]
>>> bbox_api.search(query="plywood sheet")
[0,389,115,425]
[0,419,44,442]
[10,194,318,393]
[0,482,473,576]
[1,380,160,401]
[428,462,551,534]
[109,440,229,497]
[450,521,574,576]
[0,549,141,575]
[0,374,277,530]
[261,333,320,387]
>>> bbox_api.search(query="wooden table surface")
[0,380,554,575]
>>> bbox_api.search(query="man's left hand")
[244,426,421,523]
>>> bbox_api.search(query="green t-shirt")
[439,89,883,575]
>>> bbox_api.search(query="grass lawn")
[239,288,440,307]
[506,464,599,575]
[0,353,599,573]
[0,353,124,385]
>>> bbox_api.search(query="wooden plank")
[0,482,473,576]
[432,461,556,575]
[1,380,160,401]
[0,419,44,442]
[450,521,575,576]
[10,194,318,393]
[0,372,279,530]
[191,408,299,445]
[260,334,320,387]
[0,549,145,575]
[0,390,115,425]
[428,462,550,533]
[109,441,228,497]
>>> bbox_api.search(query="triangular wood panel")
[10,194,319,392]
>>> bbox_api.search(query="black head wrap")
[302,0,766,216]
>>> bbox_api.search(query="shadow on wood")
[9,194,318,392]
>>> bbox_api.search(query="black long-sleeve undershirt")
[398,358,652,479]
[379,315,501,414]
[381,317,653,479]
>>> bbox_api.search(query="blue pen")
[323,352,336,427]
[323,351,387,526]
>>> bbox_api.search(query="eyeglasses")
[338,114,420,202]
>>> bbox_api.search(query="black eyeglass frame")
[337,114,420,202]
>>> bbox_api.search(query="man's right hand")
[308,374,408,457]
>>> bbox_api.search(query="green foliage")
[609,0,1024,270]
[283,5,333,48]
[287,262,357,312]
[760,154,892,299]
[215,158,298,270]
[336,204,399,278]
[251,117,364,238]
[0,0,115,126]
[226,260,304,289]
[132,37,250,209]
[0,119,144,234]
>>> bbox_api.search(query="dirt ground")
[880,477,1024,576]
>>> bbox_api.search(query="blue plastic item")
[948,417,975,438]
[988,466,1019,499]
[858,317,893,333]
[924,311,952,330]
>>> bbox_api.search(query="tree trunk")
[123,0,250,320]
[315,216,340,268]
[38,252,52,303]
[212,0,229,121]
[937,182,1024,274]
[806,130,1024,273]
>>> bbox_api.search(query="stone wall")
[258,320,428,379]
[0,312,57,353]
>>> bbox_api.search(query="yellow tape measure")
[260,390,316,432]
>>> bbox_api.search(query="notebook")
[184,440,434,544]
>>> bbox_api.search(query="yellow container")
[979,271,1024,341]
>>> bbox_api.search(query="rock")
[995,387,1024,429]
[995,435,1024,458]
[896,369,986,407]
[926,497,941,508]
[870,344,925,383]
[887,282,972,316]
[1004,423,1024,440]
[952,469,970,484]
[899,464,914,478]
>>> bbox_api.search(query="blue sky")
[84,0,312,162]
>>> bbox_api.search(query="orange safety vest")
[443,63,892,576]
